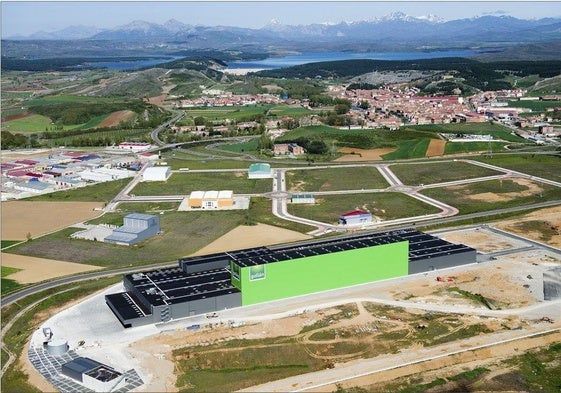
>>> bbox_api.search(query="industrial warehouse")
[106,229,476,328]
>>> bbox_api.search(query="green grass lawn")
[288,192,441,224]
[475,154,561,183]
[1,266,23,295]
[132,172,272,195]
[6,209,247,267]
[390,160,502,185]
[286,166,389,192]
[382,138,431,160]
[215,138,259,154]
[421,178,561,214]
[2,114,56,133]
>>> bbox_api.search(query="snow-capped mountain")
[4,13,561,52]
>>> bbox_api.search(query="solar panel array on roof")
[125,267,239,306]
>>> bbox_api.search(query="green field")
[476,154,561,183]
[251,123,528,161]
[184,104,272,121]
[131,172,272,195]
[47,128,151,146]
[390,160,502,185]
[25,178,131,203]
[444,141,508,154]
[288,192,441,224]
[1,266,23,295]
[421,178,561,214]
[2,114,63,133]
[6,209,247,267]
[286,166,388,192]
[409,122,526,143]
[507,100,561,112]
[24,94,122,106]
[215,138,260,153]
[382,138,431,160]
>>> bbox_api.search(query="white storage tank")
[47,339,68,356]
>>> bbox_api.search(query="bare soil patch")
[335,147,396,162]
[426,138,446,157]
[449,177,544,203]
[97,110,135,128]
[494,205,561,248]
[1,253,103,284]
[1,201,103,240]
[192,223,311,256]
[2,112,32,122]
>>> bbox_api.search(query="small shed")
[339,210,372,226]
[290,194,315,204]
[248,163,272,179]
[142,166,171,182]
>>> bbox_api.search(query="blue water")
[226,50,478,70]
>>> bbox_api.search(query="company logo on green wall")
[249,265,266,281]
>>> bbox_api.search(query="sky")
[2,1,561,37]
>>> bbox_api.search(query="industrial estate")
[3,6,561,393]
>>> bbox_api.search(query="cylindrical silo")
[46,339,68,356]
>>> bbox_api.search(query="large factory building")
[106,229,476,328]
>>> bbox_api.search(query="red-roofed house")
[339,210,372,225]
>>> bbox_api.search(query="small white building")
[248,163,272,179]
[117,142,153,152]
[80,168,132,183]
[142,166,171,182]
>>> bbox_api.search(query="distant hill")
[3,14,561,60]
[255,58,561,92]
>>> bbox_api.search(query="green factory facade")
[107,229,476,327]
[230,241,408,305]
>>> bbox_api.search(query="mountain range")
[4,13,561,58]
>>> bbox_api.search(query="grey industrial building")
[61,357,126,391]
[106,228,476,328]
[104,213,160,246]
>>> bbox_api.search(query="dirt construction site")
[24,221,561,392]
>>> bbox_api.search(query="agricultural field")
[286,166,389,192]
[131,172,272,195]
[1,114,58,133]
[288,192,441,224]
[389,160,502,186]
